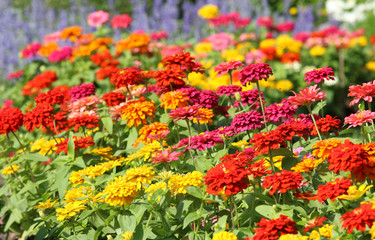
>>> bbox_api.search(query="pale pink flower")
[68,110,98,119]
[87,10,109,27]
[151,148,182,164]
[287,85,327,107]
[245,50,266,64]
[69,95,102,113]
[206,32,234,51]
[131,85,147,97]
[147,130,170,141]
[43,31,61,44]
[344,110,375,128]
[348,80,375,106]
[109,102,126,121]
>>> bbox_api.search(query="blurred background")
[1,0,375,78]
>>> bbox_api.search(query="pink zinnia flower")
[169,105,201,122]
[216,85,242,96]
[234,17,251,29]
[21,42,41,59]
[245,50,266,64]
[48,46,72,62]
[174,131,224,152]
[348,80,375,106]
[304,67,335,85]
[147,130,170,141]
[109,102,126,121]
[239,63,273,86]
[150,31,168,41]
[69,95,102,113]
[287,85,327,107]
[177,87,201,104]
[151,148,182,164]
[256,16,273,29]
[275,21,294,33]
[205,32,234,51]
[265,100,297,122]
[231,111,263,133]
[110,14,132,29]
[87,10,109,27]
[344,110,375,128]
[69,83,96,102]
[43,31,61,44]
[214,60,244,77]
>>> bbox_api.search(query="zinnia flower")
[198,90,219,109]
[344,110,375,128]
[239,63,274,86]
[348,80,375,106]
[204,161,250,196]
[197,4,220,19]
[252,215,298,240]
[160,91,189,109]
[0,108,23,134]
[214,60,244,77]
[262,170,304,195]
[111,14,132,29]
[152,65,186,88]
[212,231,238,240]
[134,122,169,147]
[87,10,109,27]
[287,85,327,107]
[102,176,139,206]
[310,115,341,137]
[340,203,375,234]
[169,104,201,122]
[231,111,263,133]
[151,148,182,164]
[23,105,54,132]
[216,85,242,97]
[303,216,327,233]
[312,138,342,160]
[110,67,144,89]
[121,99,156,127]
[316,177,352,202]
[304,67,335,85]
[69,83,96,102]
[102,91,127,107]
[337,184,372,201]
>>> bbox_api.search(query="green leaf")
[312,101,326,114]
[35,227,48,240]
[228,107,236,117]
[281,156,299,170]
[118,214,136,231]
[131,204,147,226]
[177,200,193,219]
[185,186,205,199]
[68,135,75,160]
[126,127,138,149]
[19,153,49,162]
[183,212,201,229]
[5,208,22,231]
[216,215,228,230]
[255,205,276,219]
[102,114,113,133]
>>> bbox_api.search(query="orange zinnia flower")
[312,138,342,160]
[60,26,82,42]
[121,98,156,127]
[193,107,214,125]
[160,91,189,109]
[38,42,59,57]
[134,122,169,147]
[116,32,150,53]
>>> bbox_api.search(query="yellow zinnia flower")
[34,198,59,210]
[56,201,86,221]
[121,231,133,240]
[318,224,333,239]
[366,61,375,72]
[197,4,219,19]
[102,176,139,206]
[276,80,294,92]
[310,46,326,56]
[2,164,20,175]
[212,231,238,240]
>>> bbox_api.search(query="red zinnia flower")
[304,67,335,85]
[316,177,352,202]
[168,105,201,122]
[153,65,186,88]
[68,113,100,132]
[310,114,341,137]
[239,62,274,86]
[327,140,368,173]
[251,129,287,155]
[162,51,196,72]
[275,121,310,141]
[252,215,298,240]
[111,14,132,29]
[22,70,58,96]
[55,136,95,154]
[214,60,244,77]
[90,50,119,67]
[23,105,54,132]
[287,85,327,107]
[43,111,69,134]
[262,170,304,195]
[110,67,144,89]
[102,91,127,107]
[96,65,119,80]
[0,108,23,134]
[280,52,300,64]
[35,88,65,106]
[7,70,24,80]
[340,203,375,234]
[204,161,250,196]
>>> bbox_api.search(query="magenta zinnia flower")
[214,60,244,77]
[287,85,327,107]
[233,90,264,109]
[231,111,263,133]
[304,67,335,85]
[265,100,297,122]
[344,110,375,128]
[174,131,224,152]
[216,85,242,96]
[198,90,219,108]
[239,63,273,86]
[70,83,96,102]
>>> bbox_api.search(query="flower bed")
[1,5,375,240]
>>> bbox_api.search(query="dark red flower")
[0,108,23,134]
[250,129,286,155]
[162,51,196,72]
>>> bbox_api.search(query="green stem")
[126,85,134,100]
[229,195,236,230]
[306,105,322,141]
[146,211,153,228]
[185,120,194,159]
[256,81,268,132]
[268,145,276,172]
